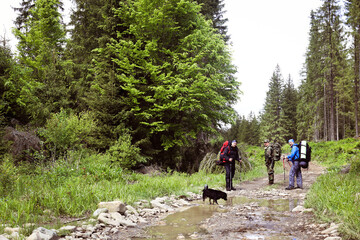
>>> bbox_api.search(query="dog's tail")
[204,184,208,190]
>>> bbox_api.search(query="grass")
[2,139,359,239]
[0,144,275,231]
[0,152,226,229]
[304,138,360,240]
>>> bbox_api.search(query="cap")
[264,139,269,143]
[288,139,294,143]
[232,140,237,144]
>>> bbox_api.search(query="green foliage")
[0,155,18,197]
[107,133,148,169]
[305,138,360,239]
[89,0,240,167]
[226,113,260,145]
[306,173,360,240]
[260,65,287,145]
[195,0,229,42]
[0,151,223,226]
[39,109,97,160]
[299,1,349,141]
[310,138,360,167]
[12,0,69,125]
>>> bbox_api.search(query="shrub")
[39,109,97,160]
[0,155,18,197]
[2,127,41,164]
[108,133,148,169]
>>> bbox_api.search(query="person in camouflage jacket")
[264,139,275,184]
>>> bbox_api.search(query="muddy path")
[114,163,338,240]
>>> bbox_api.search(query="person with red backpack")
[222,140,241,191]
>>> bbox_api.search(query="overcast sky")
[0,0,323,117]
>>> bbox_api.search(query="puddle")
[132,204,226,239]
[132,197,299,239]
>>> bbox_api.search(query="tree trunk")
[355,29,360,138]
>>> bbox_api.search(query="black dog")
[202,184,227,204]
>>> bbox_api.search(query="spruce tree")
[282,75,298,141]
[195,0,229,42]
[13,0,68,125]
[345,0,360,137]
[260,65,287,144]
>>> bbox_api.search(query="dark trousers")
[224,162,235,189]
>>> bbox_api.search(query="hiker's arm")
[287,148,296,161]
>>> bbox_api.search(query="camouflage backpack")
[272,142,282,161]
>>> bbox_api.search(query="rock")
[4,227,20,234]
[324,237,342,240]
[26,227,57,240]
[93,208,109,218]
[177,234,185,239]
[151,199,174,211]
[302,208,314,213]
[0,235,9,240]
[110,212,136,227]
[10,232,20,239]
[355,192,360,202]
[321,223,339,234]
[291,205,306,212]
[125,205,139,216]
[59,226,77,232]
[98,201,126,214]
[98,213,120,227]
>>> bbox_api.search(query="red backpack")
[216,140,231,165]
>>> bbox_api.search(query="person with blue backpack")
[285,139,302,190]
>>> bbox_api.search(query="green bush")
[108,133,148,169]
[0,155,18,197]
[39,109,97,160]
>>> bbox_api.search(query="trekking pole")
[282,155,285,181]
[230,162,232,189]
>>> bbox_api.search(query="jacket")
[223,145,240,162]
[287,143,299,162]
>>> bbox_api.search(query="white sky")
[224,0,323,117]
[0,0,323,117]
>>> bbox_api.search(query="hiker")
[285,139,302,190]
[223,140,241,191]
[264,139,275,184]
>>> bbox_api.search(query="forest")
[1,0,360,172]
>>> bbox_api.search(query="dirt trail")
[115,163,336,240]
[200,162,329,240]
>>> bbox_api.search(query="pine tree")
[282,75,298,140]
[260,65,287,144]
[195,0,229,42]
[318,0,346,140]
[13,0,68,124]
[345,0,360,137]
[298,10,324,141]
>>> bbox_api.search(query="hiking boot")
[285,186,294,190]
[295,186,303,189]
[226,187,231,191]
[269,181,274,185]
[231,187,236,191]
